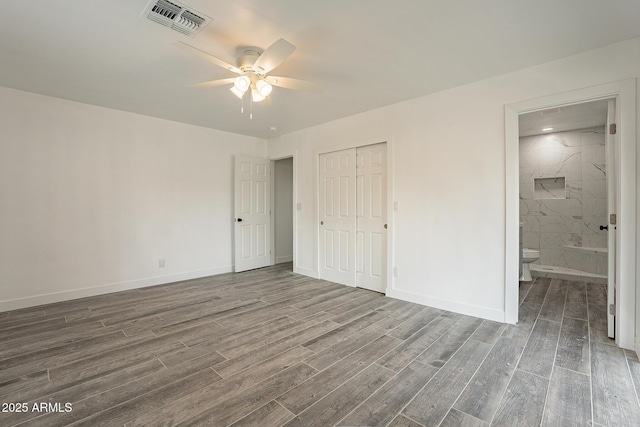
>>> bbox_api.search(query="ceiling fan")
[175,38,319,105]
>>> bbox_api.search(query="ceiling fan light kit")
[177,37,319,118]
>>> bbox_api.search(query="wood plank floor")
[1,265,639,426]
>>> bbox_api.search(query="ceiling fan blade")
[267,76,322,92]
[174,42,241,74]
[253,38,296,74]
[187,78,236,89]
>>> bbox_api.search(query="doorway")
[504,79,637,351]
[518,99,615,337]
[273,157,294,269]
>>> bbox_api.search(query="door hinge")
[609,123,617,134]
[609,303,616,316]
[610,213,617,225]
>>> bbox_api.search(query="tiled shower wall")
[519,126,607,276]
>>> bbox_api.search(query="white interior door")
[356,143,387,292]
[234,156,271,273]
[319,149,356,286]
[606,99,617,338]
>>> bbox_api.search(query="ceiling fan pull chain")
[241,95,244,114]
[250,97,253,120]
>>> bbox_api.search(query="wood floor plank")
[301,310,389,352]
[491,369,549,427]
[415,316,483,368]
[276,335,400,415]
[126,346,315,426]
[229,400,295,427]
[378,315,457,372]
[541,367,591,427]
[23,351,226,427]
[591,341,640,426]
[588,305,611,345]
[440,409,489,427]
[388,306,443,340]
[453,337,525,422]
[386,414,424,427]
[517,318,561,378]
[402,339,492,426]
[501,301,541,342]
[555,317,589,374]
[470,319,507,345]
[564,281,588,320]
[340,360,438,426]
[538,279,567,322]
[177,363,318,426]
[523,277,551,304]
[304,316,403,371]
[2,266,639,427]
[212,320,339,378]
[284,363,394,427]
[586,283,607,306]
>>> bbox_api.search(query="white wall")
[0,86,266,311]
[268,37,640,323]
[274,157,293,263]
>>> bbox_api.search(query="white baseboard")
[293,265,319,279]
[386,288,506,323]
[275,255,293,264]
[0,265,233,313]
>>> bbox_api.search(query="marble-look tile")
[520,216,539,233]
[539,132,580,149]
[596,254,608,276]
[523,232,539,250]
[539,199,582,217]
[519,183,533,201]
[582,215,608,235]
[582,199,607,217]
[582,163,606,181]
[534,177,566,200]
[539,146,581,166]
[582,144,606,164]
[520,153,539,169]
[565,180,582,199]
[539,216,582,234]
[539,249,568,268]
[538,163,581,181]
[519,135,540,153]
[582,233,607,249]
[565,251,596,275]
[520,167,538,181]
[582,179,606,199]
[539,232,581,249]
[520,200,539,216]
[580,128,605,146]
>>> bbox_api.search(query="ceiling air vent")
[142,0,211,37]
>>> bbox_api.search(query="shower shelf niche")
[534,177,566,199]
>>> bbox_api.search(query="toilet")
[521,248,540,281]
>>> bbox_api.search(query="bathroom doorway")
[504,79,637,350]
[518,99,615,337]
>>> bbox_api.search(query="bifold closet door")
[319,148,357,286]
[356,143,387,292]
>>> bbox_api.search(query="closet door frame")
[315,136,394,294]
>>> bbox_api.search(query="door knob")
[320,221,324,225]
[599,225,608,231]
[384,224,387,229]
[237,218,243,222]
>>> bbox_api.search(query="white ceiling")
[2,0,640,139]
[519,99,610,137]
